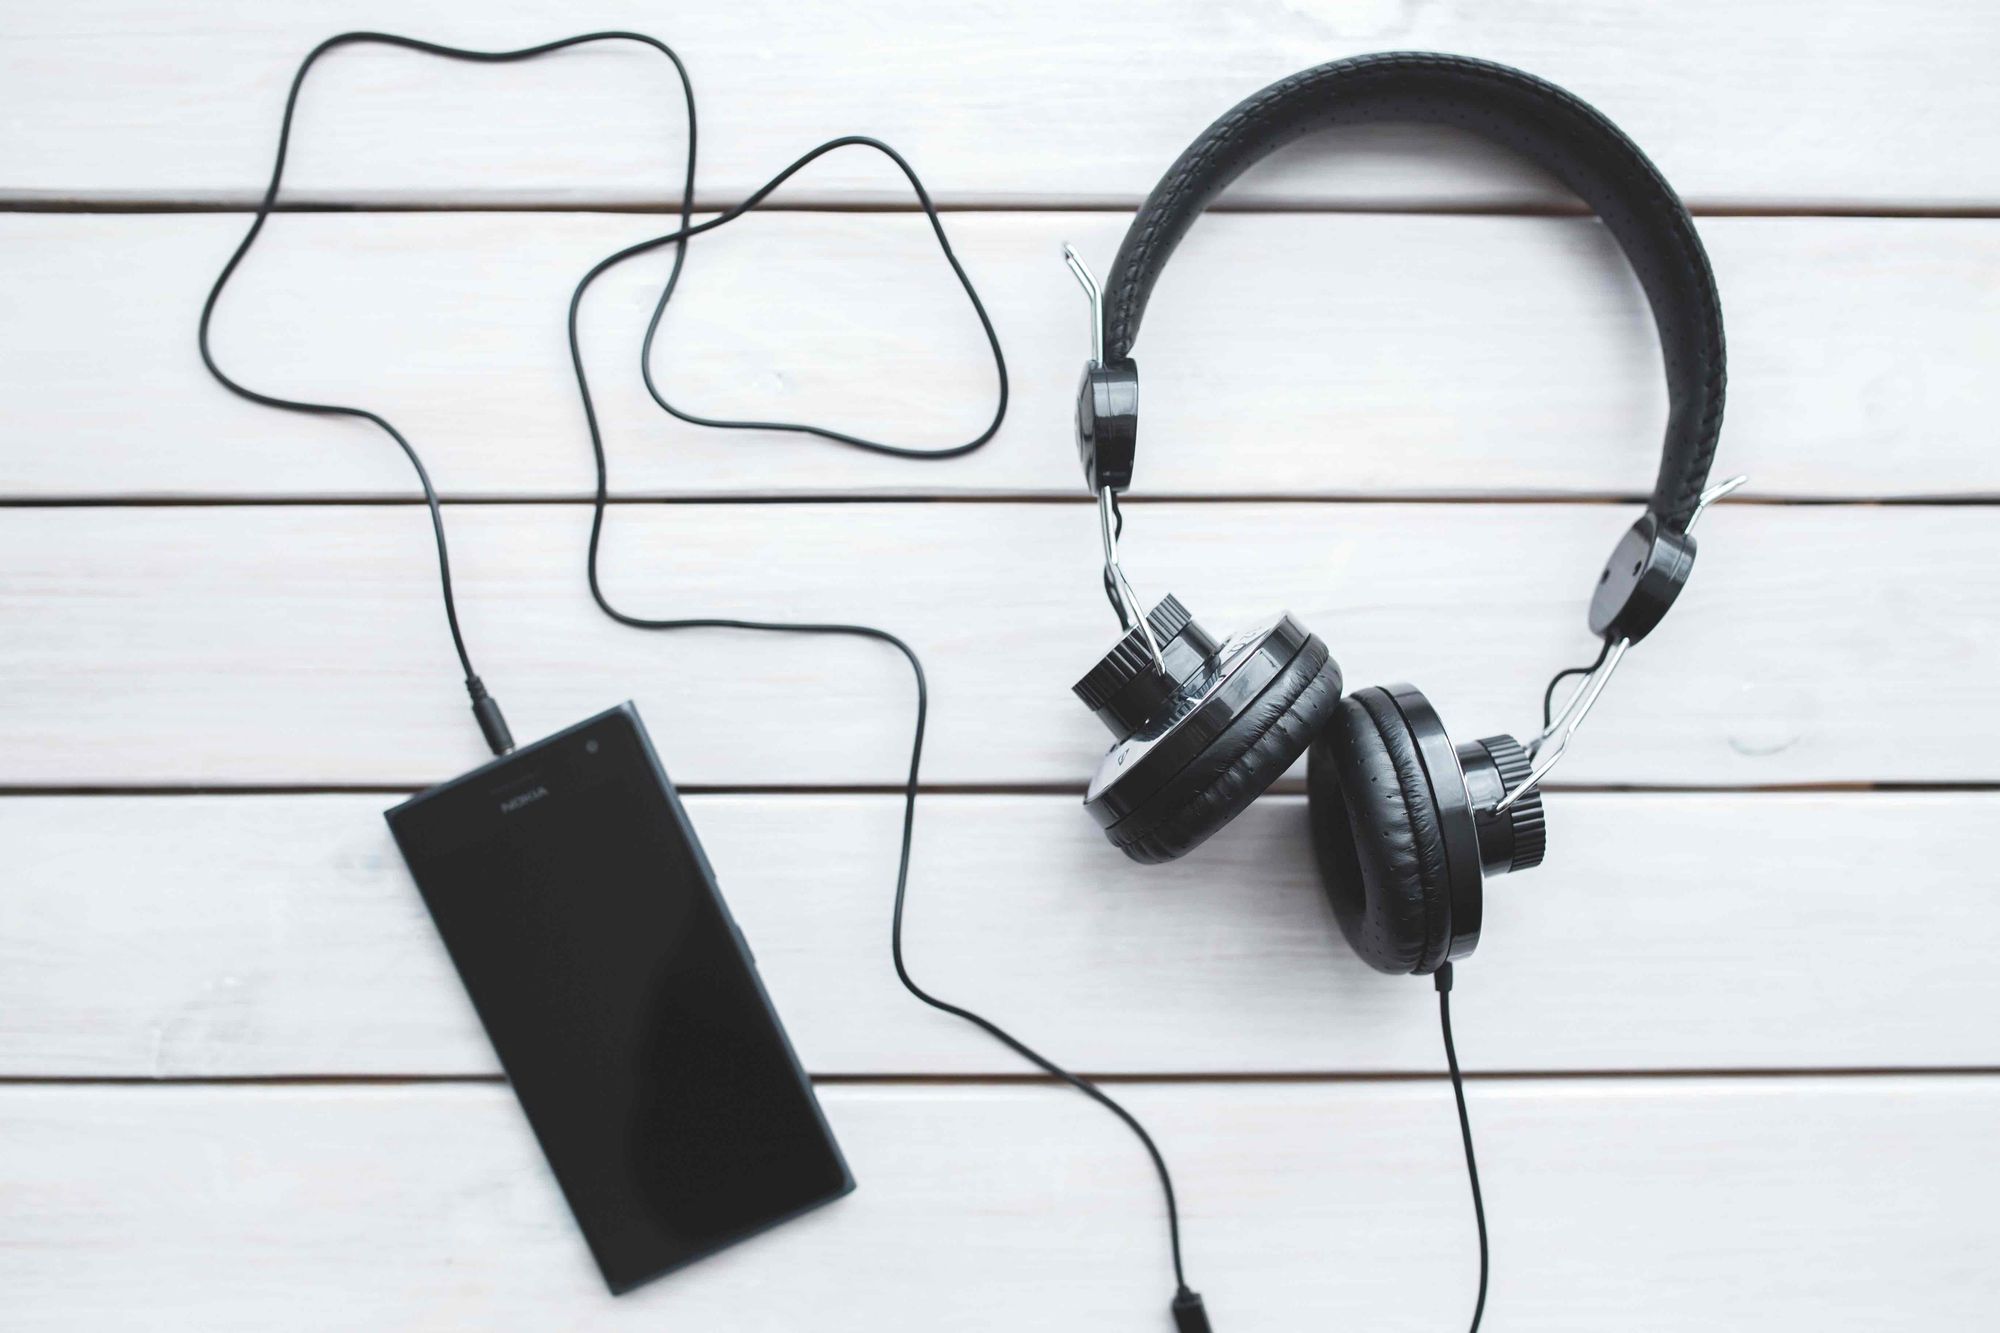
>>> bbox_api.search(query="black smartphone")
[385,703,852,1292]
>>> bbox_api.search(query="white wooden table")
[4,3,1997,1328]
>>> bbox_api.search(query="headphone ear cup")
[1106,635,1343,864]
[1307,686,1454,975]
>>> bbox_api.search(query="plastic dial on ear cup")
[1456,733,1547,874]
[1072,595,1342,863]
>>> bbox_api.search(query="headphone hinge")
[1588,510,1695,644]
[1077,356,1139,492]
[1588,475,1745,643]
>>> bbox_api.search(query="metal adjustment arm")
[1491,635,1629,815]
[1063,243,1105,365]
[1686,474,1748,529]
[1490,474,1749,815]
[1067,243,1164,672]
[1097,489,1165,669]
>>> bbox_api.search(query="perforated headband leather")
[1100,52,1725,531]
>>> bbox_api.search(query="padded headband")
[1101,52,1725,531]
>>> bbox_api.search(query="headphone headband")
[1098,52,1726,532]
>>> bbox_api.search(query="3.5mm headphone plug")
[466,675,514,756]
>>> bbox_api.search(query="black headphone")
[1068,53,1733,978]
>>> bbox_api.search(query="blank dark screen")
[387,708,850,1292]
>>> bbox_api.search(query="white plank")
[5,212,1997,501]
[0,503,1990,787]
[2,792,1992,1078]
[3,1078,1993,1330]
[5,1,1998,209]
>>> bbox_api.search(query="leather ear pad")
[1107,636,1343,864]
[1307,686,1453,975]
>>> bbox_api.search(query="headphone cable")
[1435,963,1490,1332]
[561,133,1208,1332]
[1542,635,1613,731]
[199,30,1204,1327]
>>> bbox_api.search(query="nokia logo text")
[499,785,551,813]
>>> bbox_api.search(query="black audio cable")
[1101,488,1134,630]
[1542,635,1614,731]
[199,31,1208,1328]
[560,133,1211,1333]
[1435,964,1489,1333]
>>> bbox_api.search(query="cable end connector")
[465,675,514,756]
[1172,1287,1212,1333]
[1435,961,1455,994]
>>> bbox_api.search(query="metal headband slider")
[1063,244,1138,493]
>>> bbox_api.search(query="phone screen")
[386,705,851,1292]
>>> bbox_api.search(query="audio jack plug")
[1172,1285,1211,1331]
[466,675,514,756]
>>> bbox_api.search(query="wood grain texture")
[5,212,1995,501]
[6,1,1999,209]
[4,1078,1994,1330]
[1,502,1989,788]
[2,792,1991,1078]
[4,0,1994,1320]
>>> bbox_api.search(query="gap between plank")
[4,198,2000,220]
[2,782,1995,799]
[3,1066,1995,1089]
[5,494,1997,509]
